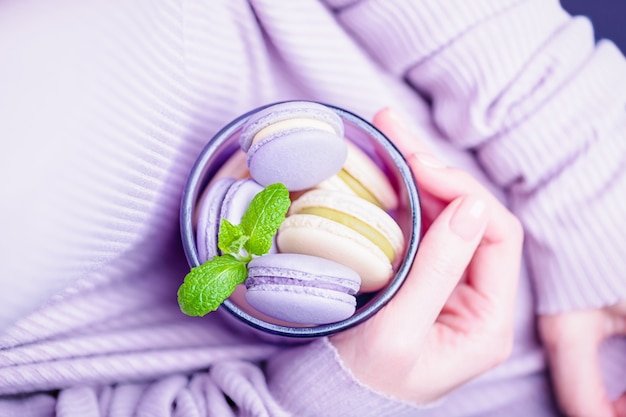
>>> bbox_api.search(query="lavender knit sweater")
[1,0,625,415]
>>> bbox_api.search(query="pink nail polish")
[449,196,487,241]
[414,152,446,169]
[386,108,410,131]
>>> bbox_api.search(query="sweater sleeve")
[266,338,425,417]
[324,0,626,314]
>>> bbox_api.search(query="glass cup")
[180,102,421,337]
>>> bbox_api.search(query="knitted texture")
[0,0,625,415]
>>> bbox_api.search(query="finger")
[373,107,433,156]
[409,157,524,323]
[378,194,489,343]
[374,107,516,243]
[375,108,523,314]
[407,154,519,241]
[410,158,521,309]
[545,318,615,417]
[373,108,444,233]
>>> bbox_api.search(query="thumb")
[378,194,489,343]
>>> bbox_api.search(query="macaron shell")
[222,178,280,255]
[246,252,361,294]
[319,142,398,210]
[244,253,360,324]
[277,214,393,292]
[288,189,405,257]
[240,101,344,151]
[196,178,270,262]
[245,286,356,324]
[220,178,265,224]
[247,129,348,191]
[195,177,235,262]
[228,284,307,328]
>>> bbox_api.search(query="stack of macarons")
[195,101,405,325]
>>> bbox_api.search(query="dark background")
[561,0,626,53]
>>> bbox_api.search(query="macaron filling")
[244,253,361,324]
[251,118,336,145]
[336,169,382,207]
[239,102,344,152]
[297,206,395,261]
[246,264,360,294]
[246,275,358,295]
[246,285,357,307]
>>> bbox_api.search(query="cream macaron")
[276,189,405,292]
[316,142,398,211]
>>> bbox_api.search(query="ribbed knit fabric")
[268,338,426,416]
[330,0,626,314]
[0,0,625,415]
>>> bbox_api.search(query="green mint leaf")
[240,183,290,255]
[177,254,248,316]
[218,219,249,256]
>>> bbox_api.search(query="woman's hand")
[329,108,524,404]
[539,301,626,417]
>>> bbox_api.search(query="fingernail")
[413,152,446,169]
[386,107,411,132]
[449,196,487,241]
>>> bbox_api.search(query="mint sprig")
[177,254,247,317]
[218,219,249,259]
[177,182,290,316]
[241,183,291,256]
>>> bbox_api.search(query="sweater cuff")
[327,0,523,75]
[266,338,424,417]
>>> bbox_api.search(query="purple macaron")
[244,253,361,325]
[196,177,266,262]
[239,101,348,191]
